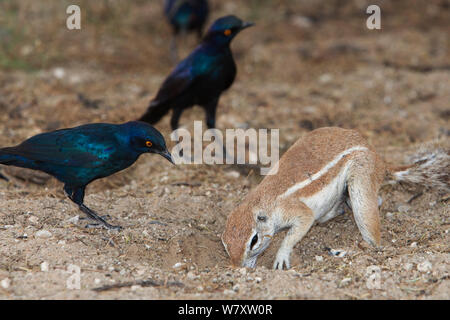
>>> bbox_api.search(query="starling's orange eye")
[224,29,232,36]
[145,141,152,147]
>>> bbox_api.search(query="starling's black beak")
[240,21,255,30]
[159,150,175,165]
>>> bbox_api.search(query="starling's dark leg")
[204,99,218,130]
[0,171,9,181]
[78,204,121,230]
[170,107,184,131]
[204,98,231,163]
[170,107,187,160]
[78,213,112,221]
[64,185,122,230]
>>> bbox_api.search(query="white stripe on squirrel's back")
[280,146,368,199]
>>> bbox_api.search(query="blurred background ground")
[0,0,448,299]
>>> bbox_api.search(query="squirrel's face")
[241,209,276,268]
[222,203,276,268]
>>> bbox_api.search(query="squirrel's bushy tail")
[388,143,449,193]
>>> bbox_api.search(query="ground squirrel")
[222,127,449,269]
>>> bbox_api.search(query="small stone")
[172,262,186,271]
[94,278,101,285]
[232,284,240,292]
[340,277,352,287]
[20,45,33,56]
[291,15,313,29]
[67,215,79,224]
[40,261,49,272]
[28,216,39,224]
[187,271,198,280]
[410,242,417,248]
[196,286,204,292]
[1,278,11,289]
[365,266,381,290]
[35,230,52,238]
[328,248,347,258]
[136,268,146,276]
[53,67,66,79]
[397,205,410,213]
[255,277,262,283]
[131,285,142,291]
[223,289,235,296]
[319,73,333,84]
[315,255,324,262]
[417,260,432,273]
[302,106,318,114]
[239,268,247,276]
[403,263,413,271]
[58,240,66,245]
[226,171,240,179]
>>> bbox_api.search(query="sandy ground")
[0,0,448,299]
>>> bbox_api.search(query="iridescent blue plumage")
[164,0,209,36]
[164,0,209,61]
[0,121,173,229]
[139,15,253,130]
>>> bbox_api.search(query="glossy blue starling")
[140,15,254,130]
[0,121,173,230]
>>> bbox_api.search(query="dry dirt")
[0,0,448,299]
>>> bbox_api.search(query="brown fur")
[222,127,447,268]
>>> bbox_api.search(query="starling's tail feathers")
[0,148,19,166]
[138,101,170,125]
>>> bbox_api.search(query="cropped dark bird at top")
[164,0,209,61]
[139,15,254,131]
[0,121,173,230]
[164,0,209,38]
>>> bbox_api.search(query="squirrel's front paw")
[273,251,291,270]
